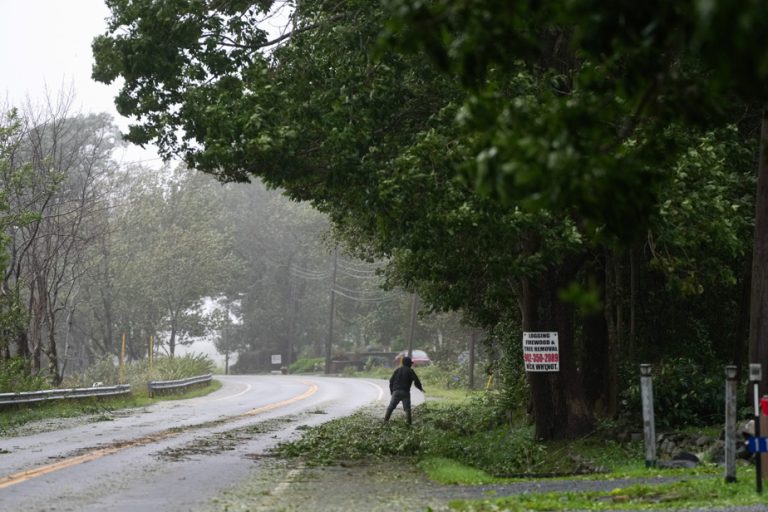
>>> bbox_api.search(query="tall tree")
[92,0,760,437]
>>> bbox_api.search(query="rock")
[657,460,698,469]
[696,435,713,447]
[672,451,700,464]
[704,440,726,464]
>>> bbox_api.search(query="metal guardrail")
[147,373,213,397]
[0,384,132,407]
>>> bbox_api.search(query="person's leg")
[402,393,412,425]
[384,391,403,421]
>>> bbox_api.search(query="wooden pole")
[407,294,418,358]
[149,335,154,379]
[324,246,338,374]
[119,333,126,384]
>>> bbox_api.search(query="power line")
[336,262,379,274]
[332,282,386,296]
[331,288,395,303]
[290,267,330,280]
[336,267,381,280]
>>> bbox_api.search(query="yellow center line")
[0,381,318,490]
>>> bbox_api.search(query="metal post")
[640,364,656,467]
[725,365,738,483]
[751,363,763,493]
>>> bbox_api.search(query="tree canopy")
[91,0,762,438]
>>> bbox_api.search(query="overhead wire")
[331,288,395,303]
[332,282,385,296]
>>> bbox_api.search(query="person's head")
[402,356,413,367]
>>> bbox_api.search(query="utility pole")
[288,279,297,368]
[223,325,230,375]
[407,293,418,358]
[325,246,338,374]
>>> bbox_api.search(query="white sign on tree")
[523,332,560,372]
[271,354,282,365]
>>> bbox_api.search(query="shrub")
[0,358,48,392]
[290,357,324,374]
[275,393,545,475]
[619,357,723,428]
[65,353,214,396]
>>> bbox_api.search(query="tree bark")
[580,250,609,412]
[749,107,768,396]
[521,262,593,440]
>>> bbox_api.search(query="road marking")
[272,466,303,495]
[361,380,385,401]
[0,382,319,490]
[210,381,253,401]
[244,382,317,416]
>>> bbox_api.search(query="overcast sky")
[0,0,162,165]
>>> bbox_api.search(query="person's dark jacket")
[389,365,424,394]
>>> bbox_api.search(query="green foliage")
[275,394,627,476]
[65,354,214,398]
[620,358,724,428]
[151,353,215,380]
[384,0,768,243]
[0,358,48,392]
[289,358,324,374]
[93,0,762,440]
[418,457,502,485]
[650,126,755,295]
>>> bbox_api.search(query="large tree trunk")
[47,329,61,386]
[581,252,609,413]
[603,249,623,418]
[521,265,593,440]
[749,108,768,395]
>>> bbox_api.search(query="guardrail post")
[640,363,656,468]
[750,363,763,494]
[725,365,737,483]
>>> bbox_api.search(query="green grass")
[420,457,506,485]
[0,379,222,436]
[449,474,765,511]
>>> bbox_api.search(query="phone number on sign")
[523,353,559,363]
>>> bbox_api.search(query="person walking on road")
[384,356,424,425]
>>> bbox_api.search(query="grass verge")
[273,391,766,510]
[448,474,764,511]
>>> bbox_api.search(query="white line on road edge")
[211,381,253,401]
[254,465,304,511]
[273,467,303,496]
[361,380,385,401]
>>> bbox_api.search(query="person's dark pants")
[384,389,412,424]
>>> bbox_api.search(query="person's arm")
[389,370,395,393]
[412,370,424,392]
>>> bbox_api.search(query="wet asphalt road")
[0,374,415,512]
